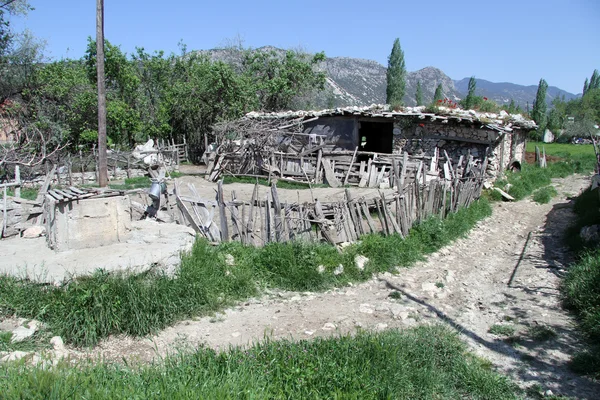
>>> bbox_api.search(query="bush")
[532,186,557,204]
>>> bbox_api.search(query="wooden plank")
[360,202,376,233]
[265,193,271,243]
[359,159,371,188]
[321,158,341,188]
[174,185,203,235]
[315,149,323,183]
[230,191,243,243]
[271,183,283,242]
[217,180,229,242]
[343,146,359,186]
[314,200,336,245]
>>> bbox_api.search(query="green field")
[526,141,596,159]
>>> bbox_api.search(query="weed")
[435,282,444,288]
[527,325,557,341]
[532,186,558,204]
[388,291,402,300]
[489,324,516,336]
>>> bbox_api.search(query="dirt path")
[78,174,599,397]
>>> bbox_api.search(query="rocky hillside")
[202,46,577,110]
[454,78,579,108]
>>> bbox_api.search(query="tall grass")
[0,325,519,399]
[0,199,492,347]
[561,186,600,377]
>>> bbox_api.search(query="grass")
[108,176,152,190]
[488,148,595,203]
[526,325,557,342]
[488,324,516,337]
[526,141,596,159]
[0,198,492,347]
[0,325,520,399]
[0,187,39,201]
[532,186,558,204]
[560,185,600,377]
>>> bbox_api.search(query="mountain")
[201,46,578,110]
[453,78,579,108]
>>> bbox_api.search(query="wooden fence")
[175,173,485,247]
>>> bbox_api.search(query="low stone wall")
[45,196,132,252]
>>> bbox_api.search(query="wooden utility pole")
[96,0,108,187]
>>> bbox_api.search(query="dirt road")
[68,173,600,397]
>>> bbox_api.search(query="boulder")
[22,225,45,238]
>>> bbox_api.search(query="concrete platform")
[0,220,196,283]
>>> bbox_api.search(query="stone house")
[242,105,536,179]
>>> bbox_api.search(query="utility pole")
[96,0,108,187]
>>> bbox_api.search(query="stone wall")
[392,120,526,179]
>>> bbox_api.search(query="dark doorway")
[358,121,393,154]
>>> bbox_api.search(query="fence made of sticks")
[175,172,485,247]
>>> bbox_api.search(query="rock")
[354,255,369,271]
[21,226,45,238]
[225,254,235,266]
[359,303,374,314]
[0,351,30,363]
[231,332,241,338]
[317,265,325,274]
[333,264,344,275]
[304,330,314,336]
[50,336,64,351]
[11,326,36,343]
[544,390,554,396]
[445,270,455,283]
[421,282,437,292]
[375,323,388,331]
[322,323,336,331]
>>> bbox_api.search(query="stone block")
[46,195,132,252]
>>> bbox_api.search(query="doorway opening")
[358,121,393,154]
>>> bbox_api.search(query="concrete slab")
[0,220,196,283]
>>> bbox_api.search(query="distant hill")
[454,78,579,108]
[201,46,578,110]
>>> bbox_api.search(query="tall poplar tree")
[415,80,423,106]
[386,38,406,108]
[583,77,589,95]
[531,78,548,128]
[433,84,443,103]
[464,76,477,109]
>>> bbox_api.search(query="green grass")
[222,175,329,190]
[532,186,558,204]
[526,325,557,342]
[0,187,39,201]
[490,151,594,203]
[526,141,596,158]
[561,186,600,377]
[0,198,492,347]
[109,176,152,190]
[0,325,519,399]
[488,324,516,337]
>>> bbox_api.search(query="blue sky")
[10,0,600,94]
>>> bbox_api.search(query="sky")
[9,0,600,94]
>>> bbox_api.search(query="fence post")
[14,165,20,198]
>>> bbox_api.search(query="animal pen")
[176,105,535,246]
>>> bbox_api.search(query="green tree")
[433,84,444,103]
[531,78,548,128]
[415,80,423,106]
[583,77,589,95]
[590,69,600,91]
[386,38,406,108]
[463,76,477,109]
[241,48,326,111]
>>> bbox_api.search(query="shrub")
[532,186,557,204]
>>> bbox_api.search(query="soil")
[4,172,600,398]
[524,151,563,165]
